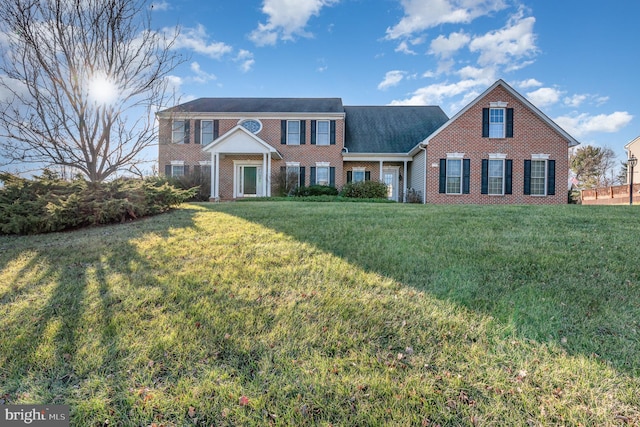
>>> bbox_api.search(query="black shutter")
[524,160,531,195]
[329,167,335,187]
[547,160,556,195]
[311,120,316,145]
[310,167,316,185]
[194,165,201,176]
[365,171,371,181]
[213,120,219,140]
[194,120,201,144]
[299,166,305,187]
[482,108,489,138]
[164,165,171,176]
[347,171,352,183]
[281,120,287,144]
[506,108,514,138]
[280,166,286,176]
[330,120,336,145]
[505,160,513,195]
[184,121,190,144]
[481,159,489,194]
[462,159,470,194]
[184,165,190,175]
[439,159,446,193]
[300,120,306,144]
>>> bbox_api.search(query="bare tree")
[0,0,184,181]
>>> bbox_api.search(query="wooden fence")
[581,183,640,205]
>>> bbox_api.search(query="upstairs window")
[316,120,330,145]
[172,120,187,143]
[482,105,513,138]
[489,108,505,138]
[201,120,214,145]
[282,120,306,145]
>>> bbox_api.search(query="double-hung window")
[201,120,214,145]
[446,159,463,194]
[316,120,330,145]
[172,120,186,143]
[287,120,301,145]
[286,163,300,189]
[488,159,504,195]
[489,108,505,138]
[353,167,366,183]
[316,165,330,186]
[530,160,547,196]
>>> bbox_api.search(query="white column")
[262,153,267,197]
[403,160,408,203]
[214,153,220,200]
[379,160,384,181]
[267,152,272,197]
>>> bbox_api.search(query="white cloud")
[150,1,170,11]
[429,31,470,58]
[395,41,417,55]
[378,70,406,90]
[235,50,255,73]
[190,62,217,83]
[554,112,633,138]
[468,11,537,67]
[517,78,543,89]
[389,79,484,105]
[526,87,562,108]
[564,94,587,108]
[249,0,339,46]
[386,0,507,39]
[172,25,233,59]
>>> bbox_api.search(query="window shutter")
[280,166,286,176]
[184,121,190,144]
[281,120,287,144]
[194,120,201,144]
[213,120,219,140]
[482,108,489,138]
[523,160,531,195]
[547,160,556,195]
[481,159,489,194]
[462,159,471,194]
[347,171,352,183]
[439,159,446,193]
[329,167,335,187]
[505,160,513,195]
[299,166,305,187]
[365,171,371,181]
[506,108,514,138]
[194,165,201,176]
[184,165,190,175]
[330,120,336,145]
[310,167,316,185]
[310,120,316,145]
[164,165,171,176]
[300,120,306,144]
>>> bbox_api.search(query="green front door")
[243,166,257,195]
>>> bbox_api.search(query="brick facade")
[426,85,572,205]
[157,80,578,204]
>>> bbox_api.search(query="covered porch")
[342,153,412,202]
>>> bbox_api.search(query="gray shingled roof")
[161,98,344,114]
[344,106,449,153]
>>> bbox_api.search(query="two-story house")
[156,80,579,204]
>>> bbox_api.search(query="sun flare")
[87,73,119,105]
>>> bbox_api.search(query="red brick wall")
[426,85,570,205]
[159,117,345,199]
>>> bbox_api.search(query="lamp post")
[629,154,637,206]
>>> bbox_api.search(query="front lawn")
[1,202,639,425]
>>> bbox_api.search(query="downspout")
[421,144,427,204]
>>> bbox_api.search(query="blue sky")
[150,0,639,163]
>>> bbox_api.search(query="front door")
[237,165,262,197]
[383,168,399,201]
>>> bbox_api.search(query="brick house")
[157,80,579,204]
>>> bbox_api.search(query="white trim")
[233,160,264,199]
[446,152,465,159]
[286,161,300,167]
[199,160,211,166]
[343,153,413,162]
[158,112,345,120]
[316,161,330,167]
[487,158,505,196]
[383,166,400,201]
[490,101,508,108]
[170,160,185,165]
[532,153,550,160]
[489,153,507,159]
[238,118,263,134]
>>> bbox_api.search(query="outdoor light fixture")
[629,154,637,206]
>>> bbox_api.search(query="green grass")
[1,202,639,426]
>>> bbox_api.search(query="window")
[530,160,546,195]
[171,165,185,176]
[240,119,262,134]
[287,120,300,145]
[286,163,300,189]
[316,166,329,186]
[172,120,186,143]
[446,159,462,194]
[489,108,505,138]
[201,120,214,145]
[353,168,366,183]
[488,159,504,195]
[316,120,330,145]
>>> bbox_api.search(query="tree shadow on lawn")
[209,202,640,377]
